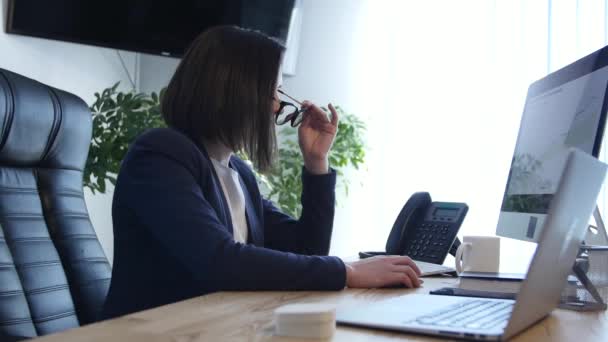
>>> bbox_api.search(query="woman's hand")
[344,256,423,288]
[298,102,339,174]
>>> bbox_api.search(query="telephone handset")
[360,192,468,265]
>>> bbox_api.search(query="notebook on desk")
[457,272,525,292]
[337,149,607,341]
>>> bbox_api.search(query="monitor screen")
[6,0,295,58]
[496,46,608,242]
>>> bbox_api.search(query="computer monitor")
[497,46,608,242]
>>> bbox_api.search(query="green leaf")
[84,83,165,193]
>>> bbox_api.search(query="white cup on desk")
[455,236,500,274]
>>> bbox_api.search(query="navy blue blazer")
[102,128,346,319]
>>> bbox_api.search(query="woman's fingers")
[386,256,422,276]
[306,103,330,123]
[391,265,421,288]
[344,255,423,289]
[328,103,339,125]
[404,267,421,287]
[398,272,414,288]
[300,101,338,126]
[383,257,422,288]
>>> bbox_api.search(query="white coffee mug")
[455,236,500,274]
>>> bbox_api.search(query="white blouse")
[204,140,248,244]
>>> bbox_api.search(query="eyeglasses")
[275,89,306,127]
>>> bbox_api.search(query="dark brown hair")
[161,26,285,172]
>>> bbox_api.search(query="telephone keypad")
[405,221,456,263]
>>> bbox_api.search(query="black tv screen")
[6,0,295,57]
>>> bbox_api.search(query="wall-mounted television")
[5,0,296,58]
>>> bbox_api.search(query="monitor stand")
[587,206,608,246]
[559,205,608,311]
[560,251,608,311]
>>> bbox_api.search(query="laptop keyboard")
[414,299,513,330]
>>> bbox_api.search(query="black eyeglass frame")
[274,89,307,127]
[274,100,306,127]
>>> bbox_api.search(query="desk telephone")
[360,192,468,265]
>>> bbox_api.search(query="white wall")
[281,0,365,257]
[281,1,362,107]
[139,54,178,94]
[1,0,138,264]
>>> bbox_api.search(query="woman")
[102,26,421,319]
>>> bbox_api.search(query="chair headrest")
[0,68,92,171]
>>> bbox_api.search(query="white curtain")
[330,0,608,272]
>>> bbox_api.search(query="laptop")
[336,149,607,341]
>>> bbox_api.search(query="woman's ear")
[272,96,280,114]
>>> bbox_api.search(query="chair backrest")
[0,68,111,338]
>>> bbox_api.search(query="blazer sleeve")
[117,132,346,292]
[263,168,337,256]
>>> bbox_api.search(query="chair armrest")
[0,332,31,341]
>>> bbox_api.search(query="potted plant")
[84,84,366,217]
[84,83,166,193]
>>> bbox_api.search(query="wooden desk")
[32,277,607,342]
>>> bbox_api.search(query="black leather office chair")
[0,69,111,339]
